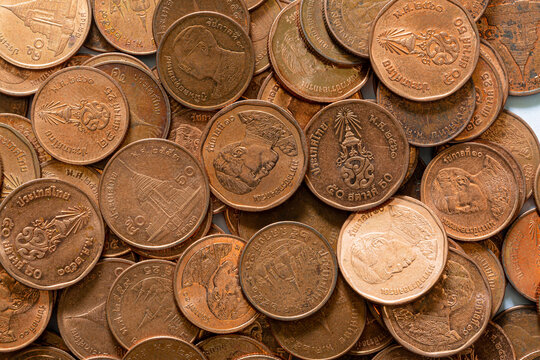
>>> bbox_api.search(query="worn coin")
[0,94,27,116]
[10,346,76,360]
[240,316,294,360]
[252,0,282,74]
[349,308,393,355]
[455,0,489,20]
[479,40,509,104]
[373,345,453,359]
[65,54,93,67]
[82,53,150,71]
[480,232,504,261]
[197,335,271,360]
[123,336,206,360]
[41,160,100,205]
[35,331,71,354]
[494,305,540,360]
[102,230,131,258]
[0,113,51,164]
[535,166,540,212]
[451,321,516,360]
[0,58,65,97]
[84,21,117,53]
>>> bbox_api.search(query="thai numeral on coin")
[1,218,14,237]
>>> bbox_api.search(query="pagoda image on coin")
[38,100,111,132]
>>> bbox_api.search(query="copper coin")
[174,234,258,333]
[0,265,52,353]
[10,346,76,360]
[477,0,540,96]
[99,139,209,250]
[240,221,337,320]
[0,178,105,290]
[0,123,40,199]
[94,62,171,148]
[0,113,51,164]
[58,259,133,359]
[123,336,206,360]
[502,209,540,301]
[377,79,475,147]
[404,145,419,184]
[535,165,540,212]
[421,142,520,241]
[242,70,273,100]
[448,237,465,253]
[0,0,90,69]
[300,0,364,65]
[370,0,480,101]
[252,0,282,74]
[31,66,130,165]
[479,40,509,104]
[240,315,294,360]
[459,241,505,316]
[225,207,241,236]
[338,196,447,304]
[398,158,426,200]
[270,276,367,359]
[65,54,94,68]
[479,110,540,199]
[157,11,254,111]
[373,345,453,360]
[0,94,27,116]
[86,357,119,360]
[84,21,117,53]
[494,305,540,360]
[0,57,65,97]
[480,232,504,261]
[269,2,369,103]
[106,260,199,349]
[305,99,409,211]
[35,331,71,354]
[208,223,225,235]
[102,230,131,258]
[152,0,250,45]
[82,53,150,71]
[41,160,100,205]
[455,0,488,20]
[247,0,267,10]
[234,356,283,360]
[324,0,389,58]
[197,335,271,360]
[349,308,393,355]
[201,100,307,211]
[383,248,491,357]
[451,321,516,360]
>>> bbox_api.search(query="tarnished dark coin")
[305,100,409,211]
[235,356,283,360]
[10,346,76,360]
[225,207,240,236]
[240,315,294,360]
[157,12,254,111]
[99,139,209,250]
[421,142,520,241]
[41,160,100,205]
[0,58,65,97]
[252,0,282,74]
[106,260,199,349]
[0,93,27,116]
[242,70,273,100]
[382,248,491,357]
[370,0,480,101]
[240,221,338,320]
[269,2,370,103]
[123,337,206,360]
[270,276,367,359]
[480,232,504,261]
[349,308,393,355]
[494,305,540,360]
[451,321,516,360]
[0,178,105,290]
[35,331,70,354]
[404,145,419,184]
[0,112,50,164]
[57,259,133,359]
[479,40,509,104]
[377,79,475,147]
[102,230,131,258]
[373,345,453,359]
[82,53,150,71]
[398,158,426,200]
[197,335,271,360]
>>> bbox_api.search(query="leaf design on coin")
[38,100,111,132]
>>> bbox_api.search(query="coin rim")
[123,335,206,359]
[0,122,41,180]
[82,52,152,72]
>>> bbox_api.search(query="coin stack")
[0,0,538,358]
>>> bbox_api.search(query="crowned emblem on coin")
[38,100,110,132]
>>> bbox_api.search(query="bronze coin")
[0,265,52,353]
[106,260,199,349]
[0,57,65,97]
[157,11,254,111]
[480,232,504,261]
[0,93,28,116]
[123,336,206,360]
[208,223,225,235]
[382,248,491,357]
[305,99,409,211]
[377,79,475,147]
[240,221,338,320]
[234,356,283,360]
[502,209,540,301]
[82,53,151,71]
[35,331,71,354]
[536,165,540,212]
[102,230,131,258]
[31,66,130,165]
[0,113,51,164]
[58,259,133,359]
[300,0,364,65]
[269,2,369,103]
[10,346,76,360]
[247,0,267,10]
[41,160,100,205]
[477,0,540,96]
[324,0,390,58]
[225,206,241,236]
[84,21,117,53]
[455,0,488,20]
[242,70,273,100]
[65,54,94,68]
[421,142,520,241]
[479,110,540,199]
[398,158,426,200]
[252,0,283,74]
[270,276,367,359]
[201,100,307,211]
[338,196,448,304]
[152,0,250,45]
[240,315,295,360]
[370,0,480,101]
[198,335,271,360]
[0,0,90,69]
[0,123,40,199]
[494,305,540,360]
[99,138,209,250]
[404,145,419,184]
[0,178,105,290]
[174,234,258,333]
[373,345,453,359]
[349,308,393,355]
[448,237,466,253]
[451,321,516,360]
[86,357,119,360]
[479,39,509,104]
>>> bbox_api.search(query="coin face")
[41,160,100,204]
[305,100,409,211]
[0,93,27,116]
[11,346,76,360]
[0,0,90,69]
[251,0,282,74]
[269,2,370,102]
[82,53,150,71]
[58,259,133,359]
[370,0,480,101]
[106,260,199,349]
[99,139,209,250]
[240,221,338,320]
[451,321,516,360]
[157,11,254,111]
[35,331,71,353]
[84,21,116,53]
[102,230,131,258]
[421,142,520,241]
[373,345,453,359]
[197,335,271,360]
[0,178,105,290]
[0,57,65,97]
[494,305,540,360]
[123,337,206,360]
[479,40,509,103]
[0,113,50,164]
[201,100,307,211]
[455,0,488,20]
[349,308,393,355]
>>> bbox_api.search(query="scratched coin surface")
[382,248,491,357]
[57,259,133,359]
[99,139,209,250]
[451,321,516,360]
[41,160,100,205]
[239,221,338,320]
[0,113,51,165]
[370,0,480,101]
[157,11,254,111]
[0,0,90,69]
[106,260,199,349]
[421,142,520,241]
[0,57,65,97]
[197,335,271,360]
[338,196,447,304]
[305,99,409,211]
[31,67,129,165]
[0,178,104,290]
[373,345,453,359]
[10,346,76,360]
[0,93,27,116]
[123,336,206,360]
[201,100,307,211]
[494,305,540,360]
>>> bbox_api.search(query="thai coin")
[0,113,51,164]
[450,321,516,360]
[373,345,453,359]
[494,305,540,360]
[480,232,504,261]
[235,356,283,360]
[0,93,27,116]
[65,54,93,67]
[102,230,131,258]
[456,0,488,20]
[404,145,419,184]
[479,40,509,104]
[84,21,116,53]
[208,224,225,235]
[35,331,70,354]
[398,159,426,200]
[0,58,65,97]
[535,165,540,211]
[240,315,294,360]
[225,207,240,236]
[10,346,76,360]
[41,160,100,204]
[247,0,267,10]
[82,53,150,71]
[252,0,282,74]
[197,335,271,360]
[242,70,273,100]
[123,337,206,360]
[449,238,466,253]
[349,308,393,355]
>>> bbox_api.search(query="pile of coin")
[0,0,538,358]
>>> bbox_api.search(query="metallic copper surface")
[536,165,540,212]
[494,305,540,360]
[398,159,426,200]
[197,335,271,360]
[242,70,273,100]
[479,40,509,104]
[252,0,282,74]
[450,321,516,360]
[10,346,76,360]
[64,54,93,67]
[102,230,131,258]
[455,0,488,20]
[224,207,241,236]
[349,307,393,355]
[41,160,100,205]
[82,53,150,71]
[123,336,206,360]
[84,21,116,53]
[0,57,65,97]
[240,315,294,360]
[234,356,284,360]
[373,345,453,359]
[0,94,27,116]
[0,113,50,165]
[35,331,70,353]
